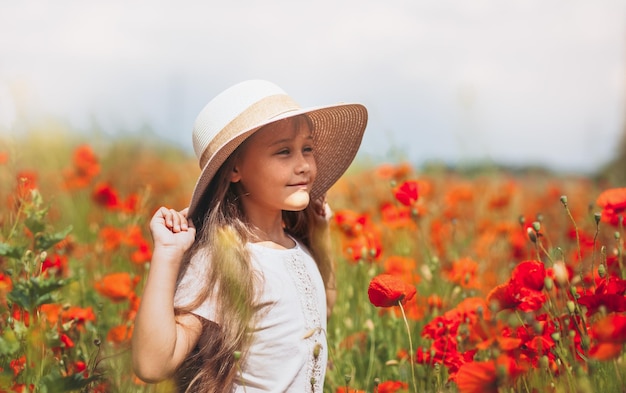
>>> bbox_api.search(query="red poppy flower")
[63,144,101,189]
[0,272,13,294]
[393,180,419,206]
[42,254,68,276]
[333,209,369,236]
[99,226,124,251]
[335,388,365,393]
[73,144,100,178]
[596,187,626,226]
[588,313,626,360]
[61,306,96,327]
[92,182,120,209]
[368,274,416,308]
[107,324,134,344]
[16,171,37,199]
[375,162,412,180]
[60,333,75,348]
[377,380,408,393]
[380,202,415,229]
[444,257,479,289]
[455,355,524,393]
[591,313,626,342]
[383,255,419,285]
[486,260,546,312]
[577,276,626,315]
[94,272,139,302]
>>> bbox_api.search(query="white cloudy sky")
[1,0,625,173]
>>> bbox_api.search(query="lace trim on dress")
[285,253,324,393]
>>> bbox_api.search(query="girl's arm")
[131,207,202,383]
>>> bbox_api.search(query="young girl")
[131,80,367,393]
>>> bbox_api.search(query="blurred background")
[1,0,625,177]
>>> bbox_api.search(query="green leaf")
[39,370,101,392]
[0,242,24,259]
[0,329,20,356]
[24,211,46,235]
[36,225,73,251]
[7,276,67,312]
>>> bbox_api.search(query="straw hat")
[188,79,368,218]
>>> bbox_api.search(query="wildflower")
[127,225,152,264]
[380,202,415,229]
[375,162,413,180]
[368,274,416,308]
[99,226,125,251]
[60,333,75,348]
[63,144,100,189]
[39,303,63,325]
[107,324,134,344]
[333,209,368,237]
[353,232,382,262]
[377,380,409,393]
[455,355,524,393]
[61,305,96,327]
[0,272,13,294]
[577,276,626,316]
[589,313,626,360]
[335,388,365,393]
[92,182,120,209]
[383,255,420,285]
[596,187,626,226]
[94,272,139,302]
[486,260,546,312]
[393,180,419,206]
[41,254,68,276]
[444,257,479,289]
[0,150,7,164]
[10,171,38,207]
[10,355,26,377]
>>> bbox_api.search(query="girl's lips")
[288,182,310,189]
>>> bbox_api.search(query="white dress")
[174,238,328,393]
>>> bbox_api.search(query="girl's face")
[232,116,317,217]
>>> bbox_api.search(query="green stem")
[398,302,418,393]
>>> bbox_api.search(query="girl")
[131,80,367,392]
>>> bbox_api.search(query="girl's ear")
[230,166,241,183]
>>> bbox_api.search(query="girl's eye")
[277,149,290,155]
[303,146,313,153]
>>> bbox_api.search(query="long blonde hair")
[174,116,332,393]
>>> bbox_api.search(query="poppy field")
[0,131,625,393]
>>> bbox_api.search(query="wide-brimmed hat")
[188,79,368,218]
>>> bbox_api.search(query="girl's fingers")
[164,208,192,233]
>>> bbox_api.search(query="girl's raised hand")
[312,194,333,226]
[149,207,196,254]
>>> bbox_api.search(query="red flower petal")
[368,274,416,308]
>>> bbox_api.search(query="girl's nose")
[295,153,311,174]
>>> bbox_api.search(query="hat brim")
[188,103,367,219]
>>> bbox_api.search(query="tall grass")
[0,130,625,392]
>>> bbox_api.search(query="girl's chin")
[283,193,311,211]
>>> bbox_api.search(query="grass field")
[0,130,625,393]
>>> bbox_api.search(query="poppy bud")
[566,301,576,314]
[560,195,568,206]
[532,221,541,232]
[598,264,606,278]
